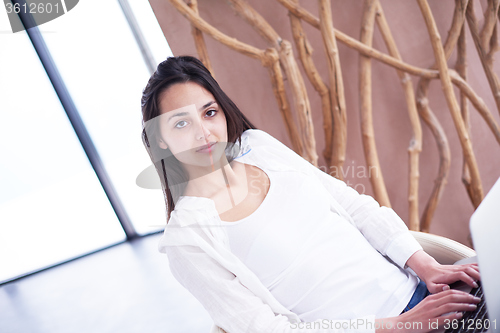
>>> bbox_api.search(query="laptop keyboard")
[445,282,489,333]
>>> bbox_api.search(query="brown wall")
[148,0,500,247]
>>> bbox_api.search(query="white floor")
[0,233,213,333]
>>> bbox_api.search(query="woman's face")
[157,81,228,169]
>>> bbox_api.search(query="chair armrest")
[409,230,476,265]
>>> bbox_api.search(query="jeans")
[401,280,431,314]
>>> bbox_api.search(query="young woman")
[141,56,480,333]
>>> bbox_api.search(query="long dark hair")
[141,56,255,221]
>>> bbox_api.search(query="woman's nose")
[195,122,211,141]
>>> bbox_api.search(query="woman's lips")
[196,142,217,153]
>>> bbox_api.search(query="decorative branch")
[456,24,474,205]
[449,70,500,144]
[415,0,468,229]
[418,0,484,208]
[479,0,500,52]
[288,0,333,168]
[359,0,391,207]
[225,0,318,165]
[417,90,451,233]
[168,0,264,60]
[375,0,422,229]
[277,0,439,78]
[466,0,500,115]
[185,0,215,77]
[318,0,347,177]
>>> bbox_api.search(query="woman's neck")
[183,157,241,201]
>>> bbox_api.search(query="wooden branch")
[168,0,304,155]
[418,0,484,208]
[415,0,470,230]
[263,48,305,157]
[415,0,467,230]
[318,0,347,177]
[417,86,451,233]
[479,0,500,52]
[277,0,440,79]
[449,70,500,144]
[466,1,500,115]
[288,2,333,167]
[279,39,319,166]
[490,20,500,59]
[225,0,318,165]
[224,0,281,46]
[443,0,470,58]
[185,0,215,77]
[375,0,422,229]
[456,25,474,205]
[359,0,391,207]
[415,0,469,226]
[168,0,265,60]
[276,0,321,29]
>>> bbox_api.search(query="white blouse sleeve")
[309,166,422,268]
[252,129,422,269]
[164,242,374,333]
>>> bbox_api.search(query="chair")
[409,230,476,265]
[209,231,476,333]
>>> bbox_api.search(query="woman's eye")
[175,120,188,128]
[206,109,217,117]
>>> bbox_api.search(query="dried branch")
[449,70,500,144]
[479,0,500,52]
[185,0,215,77]
[318,0,347,177]
[418,0,484,208]
[359,0,391,207]
[276,0,321,29]
[466,0,500,115]
[168,0,265,60]
[456,25,474,205]
[277,0,439,78]
[417,90,451,233]
[288,2,333,167]
[375,0,422,229]
[416,0,468,230]
[225,0,318,165]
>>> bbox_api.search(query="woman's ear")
[158,139,168,150]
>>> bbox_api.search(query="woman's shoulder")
[241,129,291,152]
[239,129,315,174]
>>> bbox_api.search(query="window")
[0,0,173,283]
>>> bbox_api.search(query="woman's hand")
[376,290,481,333]
[405,250,480,293]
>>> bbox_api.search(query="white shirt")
[158,129,423,333]
[222,168,418,322]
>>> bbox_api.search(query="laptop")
[445,177,500,333]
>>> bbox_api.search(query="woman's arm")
[249,129,423,268]
[405,249,480,293]
[305,157,423,269]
